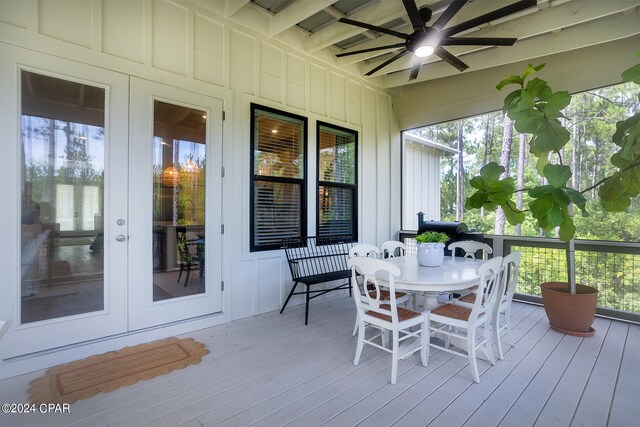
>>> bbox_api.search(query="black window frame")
[250,103,308,252]
[316,121,358,241]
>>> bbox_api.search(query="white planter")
[417,243,445,267]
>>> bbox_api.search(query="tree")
[494,115,513,234]
[456,120,465,221]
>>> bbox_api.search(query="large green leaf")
[545,205,565,228]
[543,91,571,112]
[622,63,640,84]
[502,200,525,225]
[543,164,572,188]
[535,119,571,152]
[599,177,631,212]
[558,216,576,241]
[480,162,504,185]
[529,193,554,219]
[469,176,485,190]
[466,191,487,209]
[525,78,548,98]
[564,188,589,216]
[528,185,553,198]
[496,75,523,90]
[620,166,640,197]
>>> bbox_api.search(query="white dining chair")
[426,256,504,383]
[348,243,380,259]
[380,240,406,258]
[349,243,409,336]
[348,256,428,385]
[493,252,521,360]
[455,252,521,360]
[448,240,493,260]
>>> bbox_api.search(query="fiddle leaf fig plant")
[467,53,640,244]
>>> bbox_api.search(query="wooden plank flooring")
[1,297,638,427]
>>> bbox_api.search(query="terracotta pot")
[540,282,598,337]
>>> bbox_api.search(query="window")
[250,104,307,251]
[317,122,357,239]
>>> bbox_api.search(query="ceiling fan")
[336,0,537,81]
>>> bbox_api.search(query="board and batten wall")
[0,0,401,323]
[401,134,457,230]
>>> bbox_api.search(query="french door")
[0,45,223,358]
[128,78,223,330]
[0,44,129,357]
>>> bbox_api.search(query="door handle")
[116,234,127,242]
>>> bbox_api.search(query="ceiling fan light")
[415,44,435,58]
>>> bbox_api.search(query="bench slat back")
[283,235,353,280]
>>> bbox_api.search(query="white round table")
[377,256,484,309]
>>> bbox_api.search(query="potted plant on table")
[415,231,449,267]
[466,53,640,336]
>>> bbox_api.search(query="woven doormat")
[29,337,208,404]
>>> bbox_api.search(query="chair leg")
[280,282,300,314]
[494,313,504,361]
[391,330,399,385]
[177,267,183,283]
[354,321,365,365]
[484,323,496,366]
[420,319,428,367]
[304,285,310,325]
[184,269,191,287]
[467,329,480,383]
[352,313,359,337]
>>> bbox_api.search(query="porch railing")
[399,231,640,323]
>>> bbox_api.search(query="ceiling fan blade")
[402,0,425,32]
[336,43,407,58]
[409,56,423,81]
[435,46,468,72]
[444,0,537,36]
[431,0,468,31]
[442,37,518,46]
[365,49,410,76]
[338,18,409,40]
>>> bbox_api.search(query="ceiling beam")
[385,7,640,87]
[225,0,250,17]
[307,0,438,53]
[269,0,336,37]
[365,0,638,77]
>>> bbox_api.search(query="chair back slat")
[380,241,406,258]
[469,256,503,322]
[348,257,401,323]
[448,240,493,260]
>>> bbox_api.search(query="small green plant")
[415,231,449,244]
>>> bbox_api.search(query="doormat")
[28,337,208,404]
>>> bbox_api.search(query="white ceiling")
[208,0,640,89]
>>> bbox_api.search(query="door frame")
[128,77,224,330]
[0,43,129,358]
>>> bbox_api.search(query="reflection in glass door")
[20,71,106,323]
[152,101,207,301]
[128,78,222,331]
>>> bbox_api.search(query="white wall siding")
[402,142,441,230]
[0,0,400,341]
[193,13,225,86]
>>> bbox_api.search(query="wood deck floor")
[1,297,638,427]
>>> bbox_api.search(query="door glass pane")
[152,101,207,301]
[20,70,105,323]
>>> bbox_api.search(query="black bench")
[280,235,354,325]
